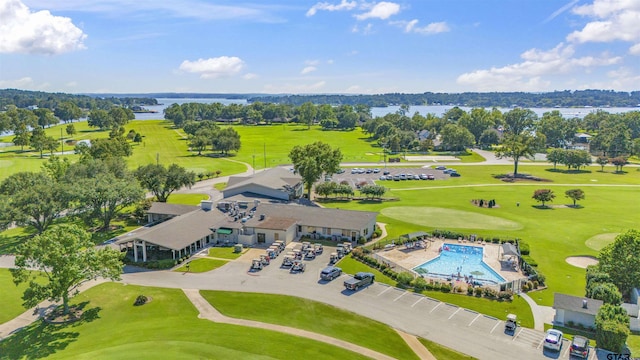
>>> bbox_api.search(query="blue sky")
[1,0,639,94]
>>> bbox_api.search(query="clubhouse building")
[115,168,377,262]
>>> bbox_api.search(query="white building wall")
[238,234,255,246]
[563,310,596,328]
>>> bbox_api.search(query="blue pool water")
[413,243,506,285]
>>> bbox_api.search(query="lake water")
[134,98,638,120]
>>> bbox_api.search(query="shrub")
[498,291,513,301]
[522,283,530,292]
[482,287,497,299]
[467,286,474,295]
[431,282,441,291]
[518,240,530,255]
[522,255,537,267]
[454,286,464,293]
[440,283,452,293]
[358,236,366,244]
[411,277,428,291]
[396,272,414,287]
[474,287,483,297]
[532,280,539,289]
[134,295,148,306]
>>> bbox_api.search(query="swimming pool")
[413,243,506,285]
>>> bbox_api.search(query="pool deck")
[375,239,525,283]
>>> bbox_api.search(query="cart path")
[181,288,398,360]
[518,292,555,332]
[394,329,436,360]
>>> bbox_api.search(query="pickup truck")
[343,272,374,290]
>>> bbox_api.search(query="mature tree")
[54,101,82,123]
[66,123,76,137]
[86,137,132,159]
[587,282,622,305]
[442,106,466,122]
[315,181,337,199]
[594,304,630,353]
[65,159,142,229]
[496,133,545,176]
[458,108,494,145]
[532,189,555,207]
[42,155,71,182]
[188,134,210,155]
[289,142,342,199]
[108,107,134,128]
[298,102,317,129]
[212,127,241,154]
[0,195,12,231]
[134,163,196,202]
[478,129,500,147]
[12,124,31,151]
[87,109,111,129]
[564,189,585,207]
[0,112,10,134]
[546,148,565,170]
[598,229,640,298]
[33,108,58,128]
[610,156,627,172]
[0,172,70,234]
[596,156,609,171]
[164,103,186,127]
[561,149,591,170]
[439,123,475,151]
[538,111,576,148]
[11,224,123,314]
[336,105,358,130]
[502,108,537,134]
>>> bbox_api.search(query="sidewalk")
[182,288,397,360]
[519,292,556,331]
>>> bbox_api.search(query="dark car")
[320,266,342,281]
[450,172,461,177]
[383,170,391,175]
[569,336,589,358]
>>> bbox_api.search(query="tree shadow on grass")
[0,321,79,360]
[531,205,554,210]
[0,234,30,255]
[544,168,592,174]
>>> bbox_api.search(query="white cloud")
[306,0,357,17]
[0,0,87,55]
[301,66,317,74]
[630,43,640,55]
[352,23,374,34]
[392,19,450,34]
[543,0,579,23]
[457,43,622,91]
[0,76,34,88]
[305,60,321,66]
[567,0,640,55]
[243,73,258,80]
[179,56,245,79]
[355,2,400,20]
[327,59,334,64]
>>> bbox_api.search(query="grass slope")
[0,269,29,324]
[0,283,372,360]
[201,290,419,360]
[419,338,477,359]
[174,258,228,273]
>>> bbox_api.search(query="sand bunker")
[566,256,598,268]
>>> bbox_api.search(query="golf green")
[585,233,619,251]
[380,206,522,230]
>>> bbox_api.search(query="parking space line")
[536,338,544,349]
[429,302,442,313]
[377,286,392,297]
[490,321,501,334]
[513,328,523,341]
[411,297,424,308]
[393,291,407,302]
[562,343,570,357]
[468,314,481,326]
[448,307,461,319]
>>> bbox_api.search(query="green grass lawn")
[200,290,419,360]
[419,338,477,359]
[0,283,372,360]
[213,182,227,190]
[0,269,29,324]
[336,256,535,328]
[173,258,228,273]
[207,247,243,259]
[165,193,208,205]
[456,150,486,163]
[628,333,639,358]
[381,206,522,230]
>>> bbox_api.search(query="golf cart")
[259,254,270,265]
[505,314,517,333]
[266,248,277,259]
[251,258,263,271]
[290,260,306,273]
[314,243,323,254]
[281,255,294,267]
[329,252,339,264]
[304,249,316,260]
[342,242,352,253]
[292,249,302,260]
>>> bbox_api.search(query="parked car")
[399,174,407,180]
[373,168,380,173]
[383,170,391,175]
[337,168,345,174]
[393,175,400,181]
[504,314,517,333]
[351,168,358,174]
[379,175,387,180]
[427,174,435,180]
[419,174,428,180]
[320,266,342,281]
[435,165,446,170]
[365,168,373,174]
[344,272,374,290]
[450,172,461,177]
[569,336,589,358]
[543,329,563,352]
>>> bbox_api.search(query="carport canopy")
[216,228,233,235]
[500,243,520,257]
[400,231,429,240]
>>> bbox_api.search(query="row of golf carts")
[250,241,353,273]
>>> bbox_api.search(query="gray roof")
[244,203,377,230]
[147,202,198,216]
[501,243,520,256]
[553,293,603,316]
[116,207,240,251]
[225,167,301,193]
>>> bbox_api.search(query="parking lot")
[241,243,597,360]
[324,166,456,188]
